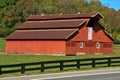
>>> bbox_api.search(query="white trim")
[91,13,104,18]
[88,27,93,40]
[65,29,78,39]
[80,42,83,48]
[78,20,86,27]
[96,42,100,49]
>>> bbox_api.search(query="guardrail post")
[41,63,44,72]
[60,61,63,71]
[21,64,25,74]
[108,58,111,67]
[0,66,2,75]
[92,59,95,68]
[77,60,80,69]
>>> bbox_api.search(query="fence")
[0,57,120,75]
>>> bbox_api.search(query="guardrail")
[0,57,120,75]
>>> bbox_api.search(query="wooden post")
[92,59,95,68]
[60,61,63,71]
[77,60,80,69]
[0,66,2,75]
[41,63,44,72]
[21,64,25,74]
[108,58,111,67]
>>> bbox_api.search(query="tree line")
[0,0,120,42]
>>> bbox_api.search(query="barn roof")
[27,13,103,21]
[6,29,78,40]
[17,20,86,30]
[7,13,110,40]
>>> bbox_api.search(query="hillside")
[0,0,120,42]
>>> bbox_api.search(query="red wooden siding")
[66,41,113,55]
[92,21,113,42]
[66,18,113,55]
[84,42,113,54]
[6,40,66,55]
[71,19,90,41]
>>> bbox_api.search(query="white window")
[80,42,83,48]
[88,27,92,40]
[96,42,100,49]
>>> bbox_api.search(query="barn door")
[66,41,77,55]
[85,42,95,54]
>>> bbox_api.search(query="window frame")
[88,27,93,40]
[96,42,100,49]
[80,42,83,48]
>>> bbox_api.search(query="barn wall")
[6,40,66,55]
[66,19,113,55]
[71,19,113,43]
[66,41,113,55]
[83,41,113,54]
[71,19,90,42]
[92,22,113,42]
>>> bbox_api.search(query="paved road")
[45,71,120,80]
[1,68,120,80]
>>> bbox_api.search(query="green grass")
[0,38,120,65]
[114,44,120,53]
[0,38,5,52]
[0,44,120,65]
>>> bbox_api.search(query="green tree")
[0,0,120,41]
[2,0,41,37]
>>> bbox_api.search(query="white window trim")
[96,42,100,49]
[88,27,93,40]
[80,42,83,48]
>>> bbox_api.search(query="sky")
[99,0,120,11]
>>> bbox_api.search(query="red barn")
[6,13,113,56]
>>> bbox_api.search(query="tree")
[2,0,41,37]
[0,0,120,41]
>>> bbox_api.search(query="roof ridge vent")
[41,13,44,16]
[59,13,63,15]
[78,12,80,14]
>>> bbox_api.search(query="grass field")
[0,38,120,65]
[0,38,5,52]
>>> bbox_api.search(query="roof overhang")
[91,13,104,18]
[17,20,87,30]
[6,29,79,40]
[27,13,104,21]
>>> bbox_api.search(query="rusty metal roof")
[27,13,103,21]
[6,13,106,40]
[17,20,86,30]
[6,29,78,40]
